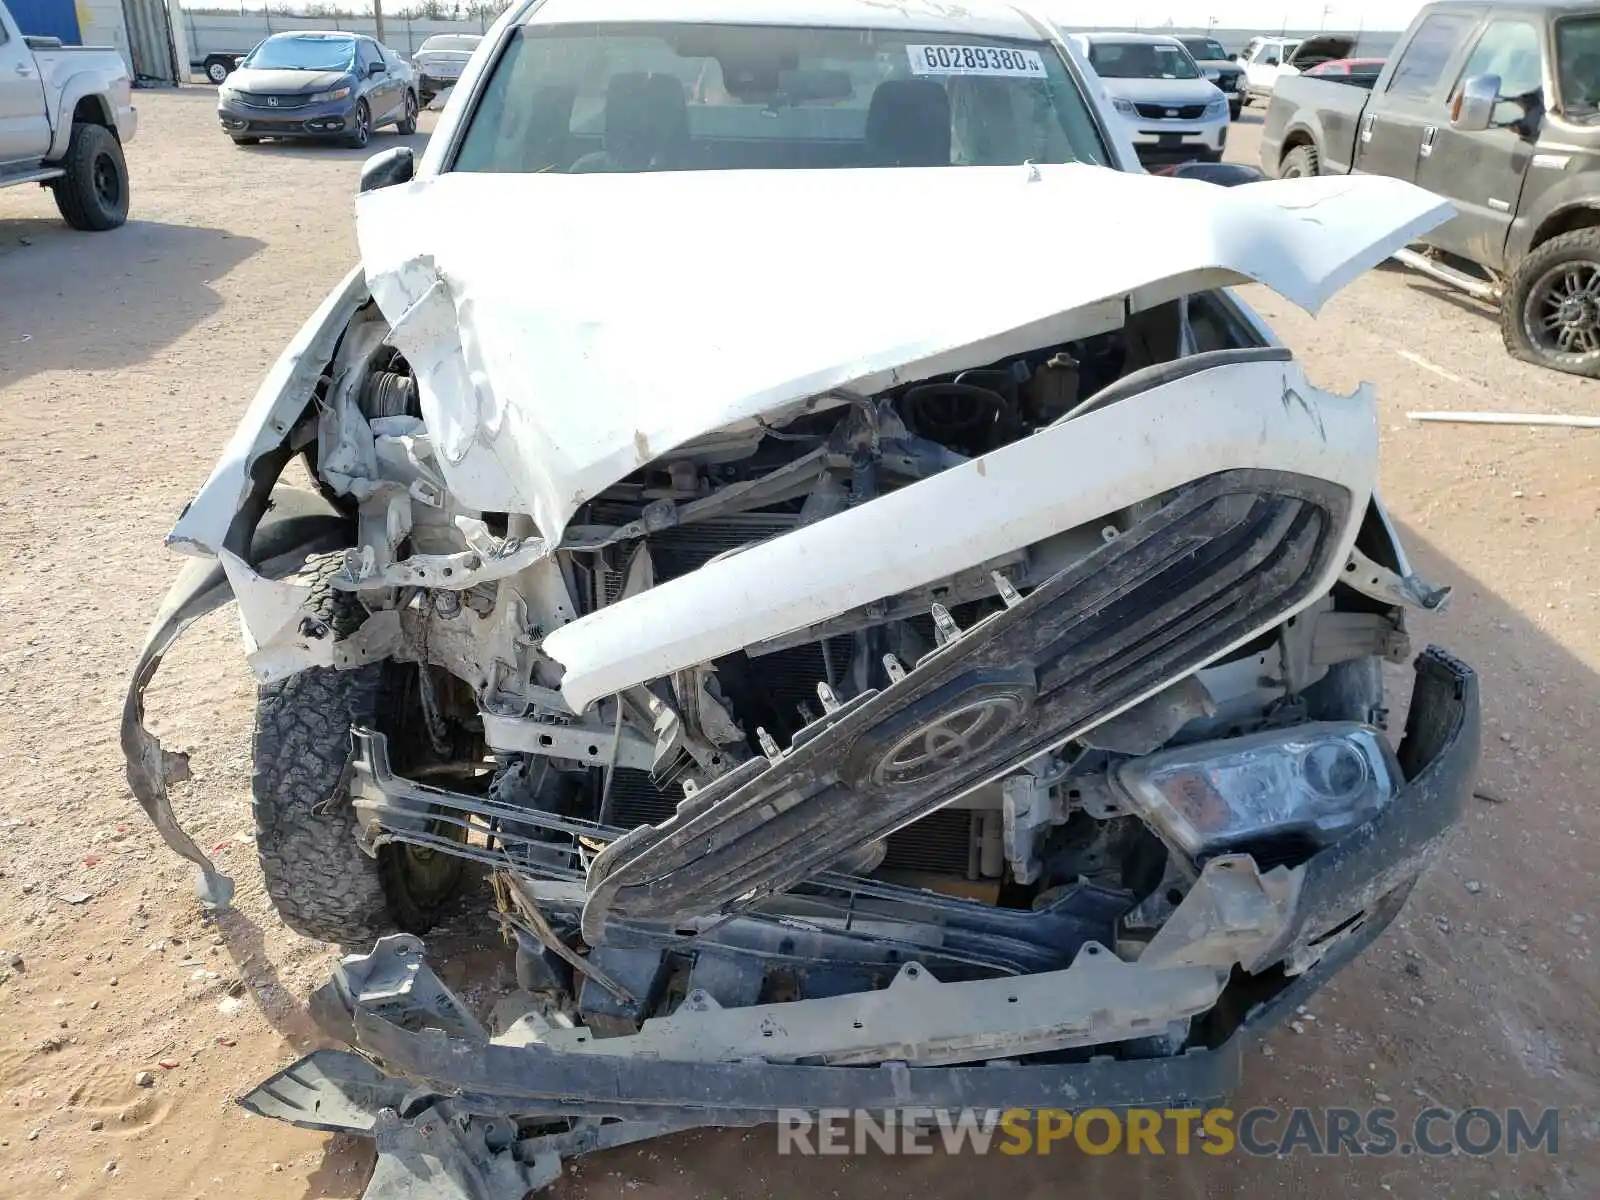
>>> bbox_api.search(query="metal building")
[6,0,185,85]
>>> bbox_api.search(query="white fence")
[182,12,496,62]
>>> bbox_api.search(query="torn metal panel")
[121,490,352,907]
[1139,856,1301,971]
[544,356,1378,713]
[355,168,1449,543]
[166,269,368,559]
[530,949,1231,1067]
[1341,545,1453,612]
[577,470,1354,940]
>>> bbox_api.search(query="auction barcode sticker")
[906,44,1048,78]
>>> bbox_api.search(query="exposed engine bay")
[118,139,1479,1199]
[243,284,1440,986]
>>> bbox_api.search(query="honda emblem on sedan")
[267,96,279,107]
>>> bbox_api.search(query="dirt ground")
[0,92,1597,1200]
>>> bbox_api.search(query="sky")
[1040,0,1428,32]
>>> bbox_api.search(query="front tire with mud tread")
[253,662,394,945]
[51,123,129,231]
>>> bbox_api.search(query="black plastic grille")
[232,92,314,109]
[1134,102,1208,119]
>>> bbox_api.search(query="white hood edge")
[1098,77,1222,104]
[355,165,1451,545]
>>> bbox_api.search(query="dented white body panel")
[352,167,1448,546]
[163,166,1451,697]
[544,356,1376,712]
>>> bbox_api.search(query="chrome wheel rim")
[1527,260,1600,358]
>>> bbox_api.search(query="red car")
[1303,57,1386,85]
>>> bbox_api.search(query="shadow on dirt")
[0,219,263,385]
[213,906,326,1052]
[231,126,431,163]
[302,1134,379,1200]
[1372,257,1501,323]
[212,878,500,1199]
[212,872,501,1055]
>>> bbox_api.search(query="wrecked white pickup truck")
[122,0,1479,1194]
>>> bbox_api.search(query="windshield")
[1180,38,1230,61]
[1088,41,1200,80]
[453,22,1110,173]
[244,34,357,72]
[1557,15,1600,116]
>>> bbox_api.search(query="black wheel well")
[1530,205,1600,251]
[1279,131,1315,165]
[71,95,116,139]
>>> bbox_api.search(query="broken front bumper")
[244,649,1477,1200]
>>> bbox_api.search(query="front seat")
[570,73,689,172]
[865,79,951,167]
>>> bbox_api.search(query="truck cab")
[1261,1,1600,376]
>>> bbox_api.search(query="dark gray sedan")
[217,31,417,148]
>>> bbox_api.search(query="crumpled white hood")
[355,165,1449,543]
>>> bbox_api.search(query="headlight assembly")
[1112,97,1138,116]
[311,86,353,103]
[1204,96,1227,118]
[1114,723,1401,859]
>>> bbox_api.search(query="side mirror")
[1452,72,1500,131]
[368,61,385,77]
[359,146,413,193]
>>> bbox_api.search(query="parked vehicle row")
[1237,33,1359,106]
[0,0,134,229]
[198,33,481,87]
[1261,0,1600,377]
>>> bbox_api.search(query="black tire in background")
[1279,144,1320,179]
[51,123,129,231]
[396,90,418,135]
[346,100,372,149]
[205,57,232,84]
[231,135,260,146]
[1502,227,1600,377]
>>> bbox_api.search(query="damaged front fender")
[165,267,367,560]
[121,488,353,907]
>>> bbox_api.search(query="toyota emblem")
[267,96,279,107]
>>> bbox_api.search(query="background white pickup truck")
[0,0,136,229]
